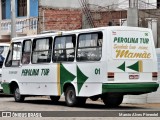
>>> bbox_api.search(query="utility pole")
[27,0,30,32]
[127,0,138,26]
[11,0,16,38]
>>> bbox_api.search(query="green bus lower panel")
[1,83,11,94]
[102,82,159,94]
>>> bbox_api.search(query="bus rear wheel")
[65,86,77,107]
[50,96,60,103]
[102,94,123,107]
[14,87,25,102]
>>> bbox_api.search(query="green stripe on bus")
[60,64,76,95]
[102,83,159,93]
[1,83,11,94]
[77,66,88,94]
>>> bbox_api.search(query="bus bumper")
[102,82,159,95]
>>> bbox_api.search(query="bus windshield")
[0,46,9,68]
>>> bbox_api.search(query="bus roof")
[11,26,152,42]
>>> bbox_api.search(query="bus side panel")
[57,63,77,96]
[3,63,59,96]
[20,64,57,95]
[76,62,106,97]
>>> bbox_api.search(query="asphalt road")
[0,94,160,120]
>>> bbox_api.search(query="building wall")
[38,7,82,32]
[38,0,127,33]
[92,11,127,27]
[38,5,127,33]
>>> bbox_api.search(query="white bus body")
[0,43,10,91]
[1,26,159,107]
[146,48,160,103]
[123,48,160,104]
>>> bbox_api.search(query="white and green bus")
[1,26,159,107]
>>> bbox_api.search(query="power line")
[88,0,129,11]
[138,0,157,7]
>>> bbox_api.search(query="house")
[0,0,38,43]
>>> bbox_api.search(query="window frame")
[31,37,53,64]
[52,34,76,63]
[17,0,27,17]
[1,0,6,19]
[76,31,103,62]
[21,39,32,65]
[5,42,22,67]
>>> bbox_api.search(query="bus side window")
[32,37,52,64]
[22,40,31,64]
[77,32,103,61]
[5,42,21,67]
[53,35,76,62]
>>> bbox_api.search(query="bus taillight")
[152,72,157,77]
[108,72,114,78]
[152,72,158,81]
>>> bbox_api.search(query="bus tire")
[65,86,77,107]
[50,96,60,103]
[14,87,25,102]
[102,94,123,107]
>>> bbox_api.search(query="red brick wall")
[38,7,127,33]
[39,8,82,32]
[92,11,127,27]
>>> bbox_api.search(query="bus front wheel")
[102,94,123,107]
[65,86,77,107]
[14,87,25,102]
